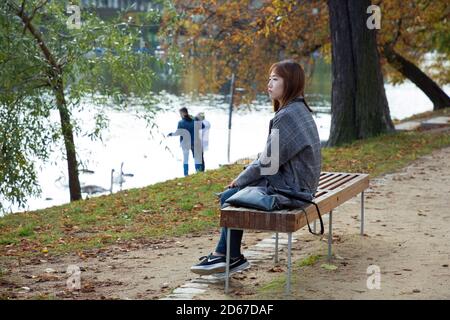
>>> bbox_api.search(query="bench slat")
[320,174,350,189]
[318,173,343,186]
[294,174,369,230]
[323,174,358,190]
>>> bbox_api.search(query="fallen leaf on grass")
[193,203,204,209]
[351,289,365,293]
[36,274,60,282]
[232,273,247,280]
[81,282,96,293]
[233,290,253,296]
[268,266,284,273]
[77,251,87,259]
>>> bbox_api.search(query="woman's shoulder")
[275,100,306,119]
[273,102,313,131]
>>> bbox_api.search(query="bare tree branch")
[7,0,61,78]
[26,0,50,29]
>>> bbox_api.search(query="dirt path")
[1,146,450,300]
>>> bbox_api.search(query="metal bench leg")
[328,211,333,262]
[225,228,231,294]
[274,232,279,263]
[361,191,365,236]
[286,232,292,295]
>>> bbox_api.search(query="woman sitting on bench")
[190,60,322,276]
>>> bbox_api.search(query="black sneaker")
[190,254,227,275]
[229,255,250,273]
[212,255,250,279]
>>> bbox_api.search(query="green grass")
[296,254,322,267]
[321,130,450,178]
[393,107,450,123]
[200,209,216,217]
[257,255,322,298]
[259,276,289,294]
[17,224,35,237]
[0,266,7,277]
[1,128,450,258]
[30,294,57,300]
[258,253,326,298]
[0,236,18,245]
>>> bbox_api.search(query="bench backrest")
[220,172,369,232]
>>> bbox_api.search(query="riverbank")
[8,82,449,214]
[1,112,450,299]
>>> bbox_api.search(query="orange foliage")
[160,0,449,102]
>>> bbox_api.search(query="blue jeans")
[182,148,204,176]
[215,187,244,258]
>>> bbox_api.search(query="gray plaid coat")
[234,98,322,208]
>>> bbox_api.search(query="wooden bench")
[220,171,370,294]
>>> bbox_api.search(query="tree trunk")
[14,4,82,201]
[54,78,82,201]
[327,0,395,147]
[383,46,450,110]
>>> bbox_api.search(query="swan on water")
[112,162,134,191]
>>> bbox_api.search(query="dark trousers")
[214,187,243,258]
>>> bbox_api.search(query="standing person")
[195,112,211,171]
[168,107,205,176]
[190,60,322,275]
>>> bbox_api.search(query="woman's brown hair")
[269,60,313,113]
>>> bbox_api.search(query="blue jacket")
[171,115,204,150]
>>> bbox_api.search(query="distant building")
[79,0,174,90]
[80,1,162,23]
[80,0,162,55]
[80,0,159,13]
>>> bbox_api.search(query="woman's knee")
[220,187,240,206]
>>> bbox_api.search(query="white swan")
[54,172,68,188]
[112,162,134,191]
[81,185,109,195]
[81,169,115,196]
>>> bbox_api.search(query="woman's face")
[268,71,284,101]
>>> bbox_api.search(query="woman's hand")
[226,179,238,189]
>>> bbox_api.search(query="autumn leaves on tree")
[162,0,450,146]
